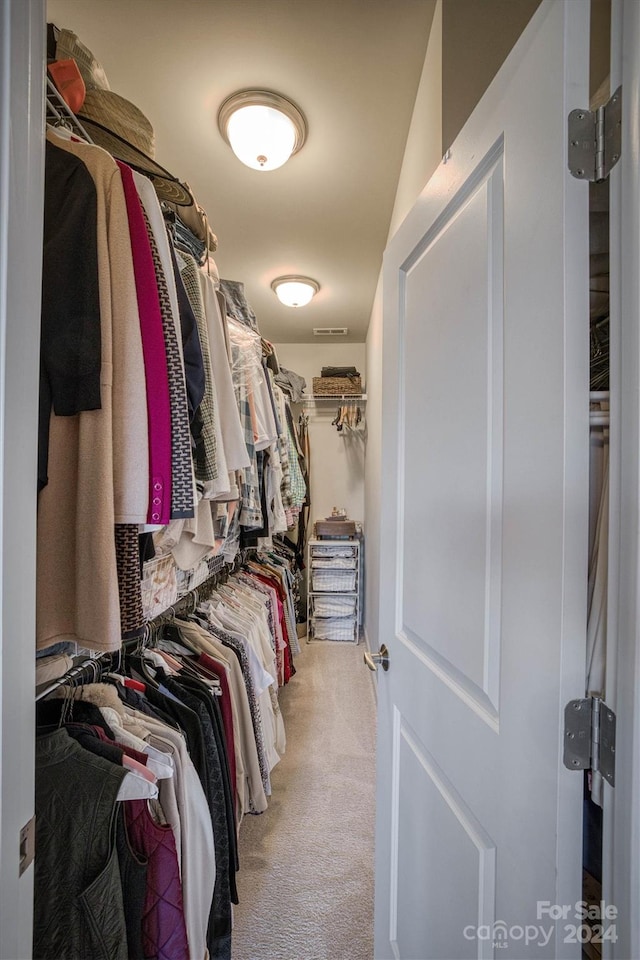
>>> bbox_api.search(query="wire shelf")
[46,77,94,143]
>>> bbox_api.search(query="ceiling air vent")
[313,327,348,336]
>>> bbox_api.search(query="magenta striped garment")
[117,160,172,524]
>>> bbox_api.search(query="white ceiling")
[47,0,436,344]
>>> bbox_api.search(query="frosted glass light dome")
[218,90,307,172]
[271,276,320,308]
[227,104,296,171]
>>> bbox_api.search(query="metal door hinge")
[564,697,616,787]
[19,816,35,876]
[568,86,622,182]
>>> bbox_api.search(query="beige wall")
[590,0,611,99]
[442,0,540,151]
[387,0,442,239]
[274,342,366,525]
[364,0,443,647]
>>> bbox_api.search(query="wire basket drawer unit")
[307,536,361,643]
[310,615,358,642]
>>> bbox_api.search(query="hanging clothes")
[34,729,129,960]
[46,129,149,521]
[35,537,301,960]
[133,171,196,522]
[38,60,310,960]
[177,251,221,485]
[39,140,101,493]
[123,799,190,960]
[198,267,250,477]
[38,129,149,653]
[117,159,172,525]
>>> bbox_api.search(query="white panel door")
[375,3,590,958]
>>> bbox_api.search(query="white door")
[375,3,591,958]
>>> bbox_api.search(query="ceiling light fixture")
[271,275,319,308]
[217,89,307,171]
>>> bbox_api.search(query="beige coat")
[37,132,149,652]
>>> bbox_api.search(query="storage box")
[312,376,362,396]
[315,520,356,538]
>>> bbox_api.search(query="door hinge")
[568,86,622,182]
[563,697,616,787]
[19,815,35,876]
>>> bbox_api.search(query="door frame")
[607,1,640,957]
[0,1,45,957]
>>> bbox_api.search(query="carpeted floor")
[231,638,377,960]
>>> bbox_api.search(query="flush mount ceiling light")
[271,275,319,308]
[217,89,307,171]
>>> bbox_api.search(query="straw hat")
[54,27,192,206]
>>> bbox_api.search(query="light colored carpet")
[231,639,377,960]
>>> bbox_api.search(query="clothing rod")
[35,547,261,701]
[36,653,112,702]
[302,394,367,403]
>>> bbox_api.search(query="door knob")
[364,644,389,672]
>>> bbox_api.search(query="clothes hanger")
[125,648,160,688]
[55,655,104,725]
[143,649,179,675]
[100,706,175,777]
[43,670,161,800]
[116,766,159,802]
[154,618,202,659]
